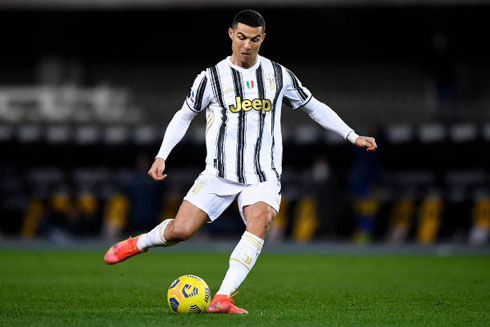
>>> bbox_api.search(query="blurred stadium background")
[1,0,489,248]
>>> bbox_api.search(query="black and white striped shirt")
[185,55,312,184]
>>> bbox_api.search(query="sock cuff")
[159,219,174,244]
[242,231,264,251]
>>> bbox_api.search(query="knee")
[261,209,274,231]
[248,205,277,232]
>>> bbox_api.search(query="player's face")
[228,23,266,69]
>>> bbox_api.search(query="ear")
[228,27,234,40]
[262,32,266,41]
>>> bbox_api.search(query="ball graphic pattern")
[167,275,211,314]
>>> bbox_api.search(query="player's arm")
[149,70,211,181]
[148,104,198,181]
[300,97,377,152]
[283,66,376,151]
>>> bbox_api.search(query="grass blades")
[0,251,489,327]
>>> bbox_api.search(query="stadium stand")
[0,5,489,245]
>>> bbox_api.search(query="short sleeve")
[283,68,313,110]
[185,70,212,113]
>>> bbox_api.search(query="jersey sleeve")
[283,68,313,110]
[301,96,353,140]
[185,70,212,113]
[156,102,198,160]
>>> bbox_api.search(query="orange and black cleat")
[104,235,145,265]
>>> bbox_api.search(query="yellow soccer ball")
[167,275,211,314]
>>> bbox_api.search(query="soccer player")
[104,9,377,314]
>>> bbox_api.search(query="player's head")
[231,9,266,32]
[228,10,266,69]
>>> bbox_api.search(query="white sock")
[136,219,175,251]
[216,231,264,296]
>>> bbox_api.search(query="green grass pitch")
[0,250,489,326]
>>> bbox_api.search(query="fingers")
[365,137,377,151]
[357,136,377,152]
[149,171,167,181]
[148,162,167,181]
[152,173,168,181]
[147,168,158,180]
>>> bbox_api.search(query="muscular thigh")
[175,200,209,229]
[237,180,281,222]
[243,201,278,223]
[164,200,209,242]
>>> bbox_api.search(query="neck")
[230,55,257,69]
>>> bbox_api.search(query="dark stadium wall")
[1,5,489,242]
[1,6,489,78]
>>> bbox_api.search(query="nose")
[243,40,252,49]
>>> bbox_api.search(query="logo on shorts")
[191,182,205,195]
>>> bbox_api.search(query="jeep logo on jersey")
[229,97,272,114]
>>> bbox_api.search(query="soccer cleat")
[104,234,145,265]
[206,293,248,314]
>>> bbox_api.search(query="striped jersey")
[185,55,312,184]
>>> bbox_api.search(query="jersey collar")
[226,55,262,72]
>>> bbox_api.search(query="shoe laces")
[214,292,238,304]
[228,292,239,303]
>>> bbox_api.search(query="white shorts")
[183,172,281,222]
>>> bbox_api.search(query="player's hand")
[354,136,377,152]
[148,157,168,181]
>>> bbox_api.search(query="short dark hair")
[232,9,266,32]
